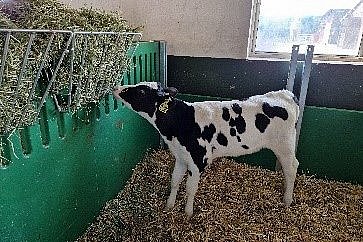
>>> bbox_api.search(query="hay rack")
[0,28,142,165]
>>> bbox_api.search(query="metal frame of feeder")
[0,29,73,135]
[0,28,142,135]
[59,30,142,112]
[1,41,166,170]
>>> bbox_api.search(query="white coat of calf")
[113,82,299,218]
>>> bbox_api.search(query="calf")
[113,82,299,218]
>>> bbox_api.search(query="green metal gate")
[0,41,166,242]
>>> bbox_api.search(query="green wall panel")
[0,99,159,241]
[124,41,161,85]
[297,107,363,184]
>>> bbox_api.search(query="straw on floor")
[78,149,362,241]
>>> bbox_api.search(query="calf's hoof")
[185,206,193,219]
[165,199,175,211]
[283,195,293,207]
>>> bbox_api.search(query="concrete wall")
[60,0,252,59]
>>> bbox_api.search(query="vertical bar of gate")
[15,33,36,98]
[132,56,137,85]
[159,41,167,88]
[0,135,12,167]
[5,33,36,131]
[138,55,143,83]
[27,33,55,104]
[359,29,363,57]
[151,52,155,81]
[158,41,167,148]
[287,45,299,92]
[36,32,74,117]
[0,32,11,86]
[67,31,76,110]
[295,45,314,150]
[75,35,88,108]
[153,52,157,82]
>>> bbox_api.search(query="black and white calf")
[113,82,299,218]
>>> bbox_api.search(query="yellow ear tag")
[159,98,172,113]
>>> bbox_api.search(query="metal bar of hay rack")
[0,28,142,167]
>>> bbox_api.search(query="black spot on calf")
[262,102,288,120]
[242,145,249,149]
[255,113,270,133]
[235,116,246,134]
[230,128,236,136]
[229,118,236,127]
[222,107,230,121]
[202,124,216,142]
[237,136,241,142]
[217,133,228,146]
[232,103,242,114]
[155,99,207,172]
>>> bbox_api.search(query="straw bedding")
[77,149,363,241]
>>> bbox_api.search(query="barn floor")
[77,150,363,242]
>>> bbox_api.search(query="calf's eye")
[138,90,145,96]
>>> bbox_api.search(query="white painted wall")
[61,0,252,59]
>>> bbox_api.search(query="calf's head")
[113,82,178,118]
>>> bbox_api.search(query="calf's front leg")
[166,159,187,210]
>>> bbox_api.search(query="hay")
[0,0,141,135]
[77,150,363,241]
[1,0,136,32]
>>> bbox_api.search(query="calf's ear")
[165,87,178,97]
[157,83,165,97]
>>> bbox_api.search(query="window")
[248,0,363,62]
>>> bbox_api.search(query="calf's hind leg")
[185,167,201,218]
[273,148,299,206]
[275,158,282,171]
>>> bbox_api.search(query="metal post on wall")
[159,41,167,148]
[286,45,300,92]
[159,41,167,88]
[287,45,314,151]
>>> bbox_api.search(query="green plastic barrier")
[0,41,165,242]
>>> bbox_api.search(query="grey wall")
[167,56,363,111]
[60,0,252,59]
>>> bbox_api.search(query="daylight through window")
[249,0,363,60]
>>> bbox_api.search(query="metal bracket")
[287,45,314,151]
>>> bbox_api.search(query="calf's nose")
[113,86,122,99]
